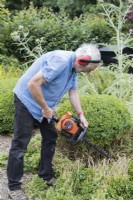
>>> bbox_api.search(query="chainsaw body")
[52,112,87,142]
[52,112,110,159]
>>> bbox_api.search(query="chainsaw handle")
[52,115,59,123]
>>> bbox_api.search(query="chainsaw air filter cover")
[61,118,79,134]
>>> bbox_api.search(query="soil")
[0,134,33,200]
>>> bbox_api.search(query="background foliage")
[2,5,112,65]
[1,0,132,65]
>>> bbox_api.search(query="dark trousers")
[7,94,58,191]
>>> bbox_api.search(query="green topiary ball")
[0,78,18,133]
[57,94,131,146]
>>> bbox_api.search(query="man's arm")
[69,89,88,127]
[27,70,54,118]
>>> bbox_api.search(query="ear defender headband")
[78,55,101,66]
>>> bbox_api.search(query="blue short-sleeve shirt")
[13,50,77,122]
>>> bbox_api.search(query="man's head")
[74,43,101,73]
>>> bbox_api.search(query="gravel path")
[0,134,12,200]
[0,168,9,200]
[0,134,34,200]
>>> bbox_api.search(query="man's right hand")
[42,107,55,119]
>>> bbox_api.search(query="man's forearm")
[69,89,88,127]
[69,89,83,114]
[27,70,54,119]
[28,82,49,110]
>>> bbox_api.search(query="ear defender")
[78,55,101,66]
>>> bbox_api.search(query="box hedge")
[0,78,18,133]
[57,94,131,147]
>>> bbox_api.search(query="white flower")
[11,32,20,41]
[35,39,40,43]
[18,25,24,30]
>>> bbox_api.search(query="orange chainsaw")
[52,112,110,159]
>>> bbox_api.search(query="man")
[7,43,101,200]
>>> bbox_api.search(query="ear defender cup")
[78,55,101,66]
[78,55,91,66]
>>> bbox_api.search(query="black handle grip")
[52,115,59,123]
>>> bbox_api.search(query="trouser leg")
[7,95,35,191]
[38,118,58,181]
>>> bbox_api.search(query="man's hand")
[42,107,55,119]
[79,114,89,128]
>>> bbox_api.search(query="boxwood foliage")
[0,78,18,133]
[57,94,131,147]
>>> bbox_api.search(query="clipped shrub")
[0,77,18,133]
[57,94,131,147]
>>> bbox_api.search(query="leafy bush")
[106,177,133,200]
[0,77,18,133]
[0,54,20,70]
[0,0,11,55]
[84,15,114,43]
[57,94,131,147]
[3,5,113,64]
[4,6,90,62]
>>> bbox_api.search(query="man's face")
[74,59,99,73]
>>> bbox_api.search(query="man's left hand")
[79,114,89,128]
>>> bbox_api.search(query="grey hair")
[76,43,101,60]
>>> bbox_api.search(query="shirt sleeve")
[70,74,78,90]
[41,55,67,82]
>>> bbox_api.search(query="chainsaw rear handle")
[52,115,59,123]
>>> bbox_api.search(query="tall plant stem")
[81,73,98,94]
